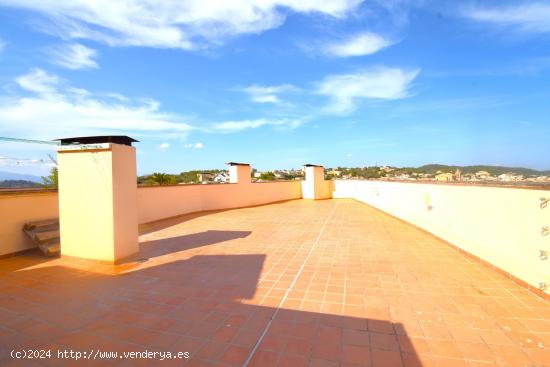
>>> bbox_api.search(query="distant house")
[213,172,230,183]
[475,171,491,180]
[198,171,229,183]
[395,174,411,180]
[198,172,215,183]
[462,173,477,181]
[498,173,523,182]
[435,172,454,181]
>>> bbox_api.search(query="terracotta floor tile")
[277,353,308,367]
[308,358,339,367]
[456,342,497,363]
[371,349,403,367]
[284,337,313,356]
[478,328,515,346]
[311,342,342,362]
[522,347,550,366]
[249,349,279,367]
[489,344,533,365]
[370,332,400,351]
[402,352,433,367]
[449,327,484,343]
[368,319,395,334]
[220,345,250,366]
[342,344,371,366]
[428,340,463,359]
[1,199,548,367]
[196,340,229,360]
[343,329,370,347]
[429,356,469,367]
[421,325,453,340]
[397,336,431,355]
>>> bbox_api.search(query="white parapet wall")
[0,190,59,256]
[333,179,550,296]
[137,181,302,224]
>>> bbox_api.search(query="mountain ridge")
[415,164,550,176]
[0,171,42,182]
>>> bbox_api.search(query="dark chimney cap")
[54,135,138,146]
[303,164,323,167]
[226,162,250,166]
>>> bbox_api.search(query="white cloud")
[324,32,394,57]
[210,118,303,133]
[159,142,170,149]
[48,43,99,70]
[184,142,204,149]
[1,68,193,139]
[463,3,550,33]
[317,67,420,114]
[1,69,308,140]
[0,0,363,49]
[242,84,297,104]
[15,68,60,95]
[0,38,5,53]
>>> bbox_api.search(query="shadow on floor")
[139,210,232,235]
[0,253,424,367]
[138,199,299,236]
[139,230,252,258]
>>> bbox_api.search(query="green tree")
[41,167,58,188]
[259,172,276,181]
[148,172,176,185]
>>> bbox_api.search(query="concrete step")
[22,218,60,257]
[38,242,60,257]
[34,229,60,244]
[23,219,59,231]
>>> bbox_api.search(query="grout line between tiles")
[242,202,339,367]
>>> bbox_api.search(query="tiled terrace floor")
[1,199,549,367]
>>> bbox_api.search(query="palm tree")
[148,172,174,185]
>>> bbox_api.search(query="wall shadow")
[0,254,424,367]
[139,230,252,258]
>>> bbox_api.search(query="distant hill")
[417,164,550,176]
[0,171,42,182]
[0,180,40,188]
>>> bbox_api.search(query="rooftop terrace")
[1,199,549,366]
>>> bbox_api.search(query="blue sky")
[0,0,549,176]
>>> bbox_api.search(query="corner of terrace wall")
[301,164,332,200]
[332,179,550,298]
[228,162,252,185]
